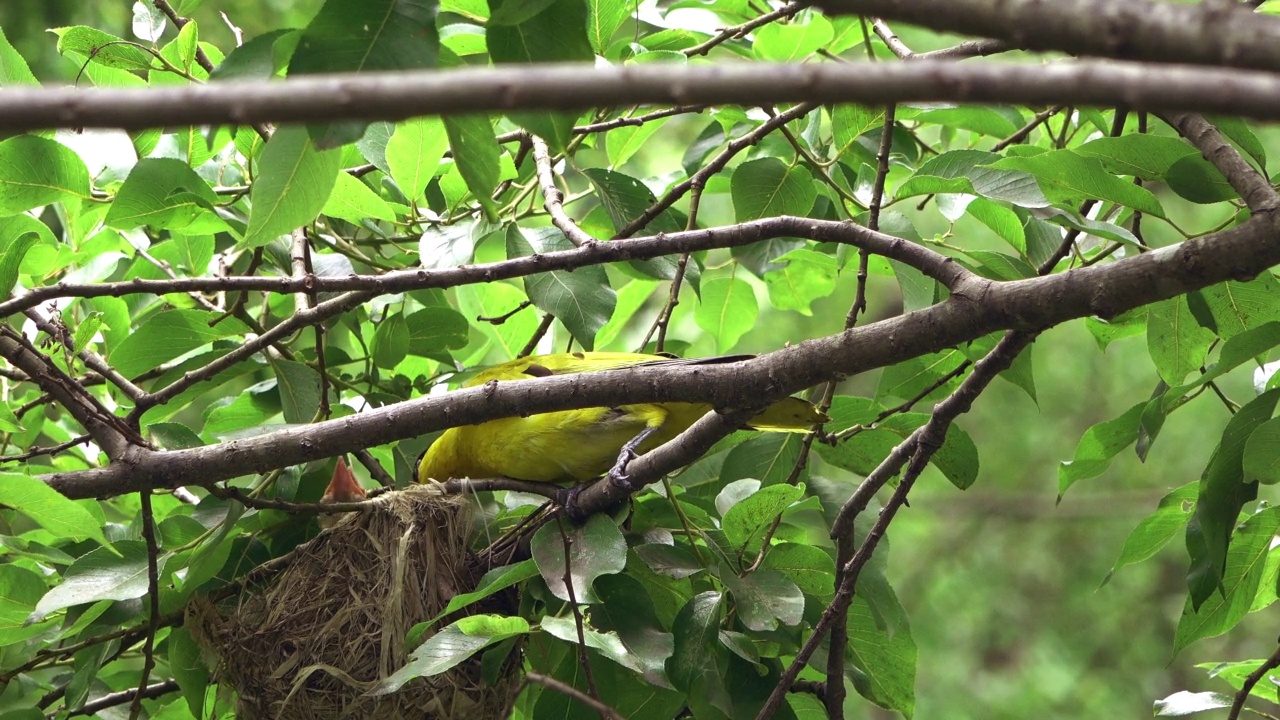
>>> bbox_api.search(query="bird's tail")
[747,396,828,431]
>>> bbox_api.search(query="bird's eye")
[523,363,553,377]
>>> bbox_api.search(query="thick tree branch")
[1159,112,1280,212]
[818,0,1280,71]
[38,206,1280,501]
[10,61,1280,132]
[0,217,964,319]
[0,327,138,459]
[757,331,1037,720]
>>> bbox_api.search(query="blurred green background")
[2,2,1271,717]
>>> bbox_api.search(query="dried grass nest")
[188,484,519,720]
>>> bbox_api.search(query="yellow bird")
[416,352,827,487]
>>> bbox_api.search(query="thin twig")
[683,3,804,57]
[991,106,1063,152]
[557,517,604,715]
[479,300,534,325]
[0,434,91,463]
[442,476,565,499]
[525,672,625,720]
[615,102,816,238]
[519,313,556,358]
[128,491,161,720]
[73,679,179,718]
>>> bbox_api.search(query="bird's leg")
[607,424,660,491]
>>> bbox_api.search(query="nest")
[188,485,519,720]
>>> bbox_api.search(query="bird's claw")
[607,446,640,491]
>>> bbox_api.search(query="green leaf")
[597,278,661,349]
[54,26,153,71]
[1188,389,1280,609]
[0,565,53,645]
[0,230,42,299]
[0,27,38,86]
[488,0,592,151]
[753,15,833,61]
[1166,154,1237,204]
[586,0,632,55]
[720,568,803,631]
[167,628,210,718]
[148,422,206,450]
[1243,417,1280,484]
[897,150,1049,208]
[272,359,321,423]
[242,126,343,248]
[443,114,501,218]
[1147,295,1216,386]
[110,309,249,378]
[0,136,90,216]
[288,0,439,147]
[762,542,835,599]
[1105,483,1197,585]
[634,543,703,579]
[832,104,885,157]
[455,281,538,358]
[209,28,295,82]
[369,313,411,370]
[606,117,672,168]
[930,423,980,490]
[591,573,676,679]
[387,116,449,201]
[720,482,804,553]
[488,0,558,25]
[419,218,493,270]
[1058,402,1145,498]
[581,167,693,282]
[0,472,110,548]
[990,150,1164,217]
[763,248,836,315]
[531,513,626,604]
[695,275,758,353]
[1169,322,1280,400]
[32,541,152,621]
[846,591,917,717]
[508,226,617,350]
[1075,134,1197,180]
[322,171,396,223]
[372,614,529,695]
[1176,506,1280,653]
[105,158,218,230]
[816,428,900,476]
[1199,276,1280,339]
[720,433,806,487]
[914,106,1018,138]
[432,559,539,621]
[404,306,470,361]
[665,591,728,701]
[1212,115,1267,168]
[731,157,817,223]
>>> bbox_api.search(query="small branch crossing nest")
[189,485,518,719]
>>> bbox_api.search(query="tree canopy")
[2,0,1280,718]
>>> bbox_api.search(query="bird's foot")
[554,480,594,519]
[608,427,655,492]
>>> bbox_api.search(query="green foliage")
[1,2,1280,719]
